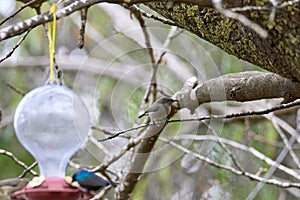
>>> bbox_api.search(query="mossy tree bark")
[147,1,300,81]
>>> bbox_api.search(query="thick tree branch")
[175,71,300,113]
[2,1,299,83]
[115,121,168,199]
[0,0,212,41]
[147,1,300,81]
[212,0,268,37]
[110,69,300,198]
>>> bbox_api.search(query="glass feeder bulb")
[14,85,90,178]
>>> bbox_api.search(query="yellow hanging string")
[47,4,57,83]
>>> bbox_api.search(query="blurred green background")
[0,1,299,199]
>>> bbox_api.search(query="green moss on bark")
[147,1,300,81]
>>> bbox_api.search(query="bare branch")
[130,4,158,101]
[230,5,271,12]
[115,121,167,199]
[271,116,300,168]
[0,149,37,176]
[246,109,300,199]
[211,0,268,37]
[77,7,89,48]
[0,178,30,196]
[130,5,177,26]
[169,100,300,124]
[0,114,13,129]
[0,0,42,27]
[90,185,113,200]
[18,161,37,178]
[174,72,300,114]
[5,82,26,96]
[202,121,245,172]
[0,0,213,41]
[170,135,300,180]
[92,137,143,172]
[95,123,148,141]
[0,30,31,63]
[160,137,300,188]
[96,98,300,141]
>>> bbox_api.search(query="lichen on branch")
[147,1,300,82]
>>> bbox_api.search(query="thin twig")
[169,134,300,180]
[130,5,178,27]
[130,5,157,102]
[78,7,89,48]
[160,137,300,188]
[89,136,110,155]
[96,123,149,141]
[18,161,37,178]
[248,132,298,149]
[268,115,300,144]
[246,111,300,199]
[155,26,183,67]
[0,149,37,176]
[0,0,41,27]
[203,121,245,172]
[5,82,26,96]
[270,115,300,168]
[169,99,300,123]
[230,5,271,12]
[92,137,143,171]
[0,114,13,129]
[68,160,82,169]
[212,0,268,38]
[90,185,112,200]
[98,100,300,141]
[0,30,31,64]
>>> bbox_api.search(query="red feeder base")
[11,178,93,200]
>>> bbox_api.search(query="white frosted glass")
[14,84,90,178]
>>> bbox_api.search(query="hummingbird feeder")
[12,84,91,200]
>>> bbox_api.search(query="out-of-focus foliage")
[0,1,299,200]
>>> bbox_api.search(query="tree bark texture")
[174,71,300,113]
[146,1,300,82]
